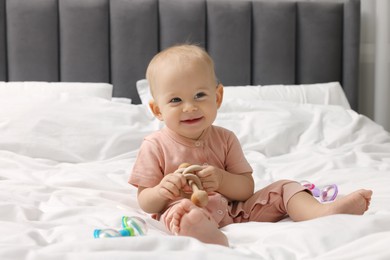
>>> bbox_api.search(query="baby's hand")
[158,173,187,201]
[196,165,223,193]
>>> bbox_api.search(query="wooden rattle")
[175,163,209,207]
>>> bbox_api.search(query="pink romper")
[129,126,307,230]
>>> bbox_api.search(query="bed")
[1,0,390,259]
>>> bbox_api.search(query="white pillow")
[223,82,351,109]
[0,96,158,163]
[136,79,152,104]
[136,79,350,109]
[0,81,113,100]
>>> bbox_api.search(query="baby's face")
[150,60,222,140]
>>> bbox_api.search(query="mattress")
[1,93,389,259]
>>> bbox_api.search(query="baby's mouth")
[181,116,203,124]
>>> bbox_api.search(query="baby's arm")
[197,166,254,201]
[137,172,187,213]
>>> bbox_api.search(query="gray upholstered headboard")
[0,0,360,109]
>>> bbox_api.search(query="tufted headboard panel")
[0,0,360,109]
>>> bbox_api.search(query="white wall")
[359,0,390,132]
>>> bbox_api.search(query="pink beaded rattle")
[174,163,209,207]
[300,180,338,202]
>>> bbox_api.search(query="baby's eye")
[194,92,207,99]
[170,97,182,103]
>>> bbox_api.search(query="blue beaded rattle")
[94,216,148,238]
[300,180,338,202]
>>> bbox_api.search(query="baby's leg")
[165,199,228,246]
[287,189,372,221]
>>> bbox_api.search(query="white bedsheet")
[1,97,389,260]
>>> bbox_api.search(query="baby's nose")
[183,102,198,112]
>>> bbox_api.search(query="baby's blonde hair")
[146,44,217,96]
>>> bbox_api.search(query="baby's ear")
[149,100,163,121]
[216,83,224,108]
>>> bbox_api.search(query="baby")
[129,44,372,246]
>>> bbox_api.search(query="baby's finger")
[170,172,187,187]
[196,168,212,178]
[201,180,218,192]
[178,173,189,187]
[159,188,175,200]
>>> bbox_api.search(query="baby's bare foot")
[170,199,228,246]
[328,189,372,215]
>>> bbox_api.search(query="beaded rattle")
[300,180,338,202]
[174,163,209,207]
